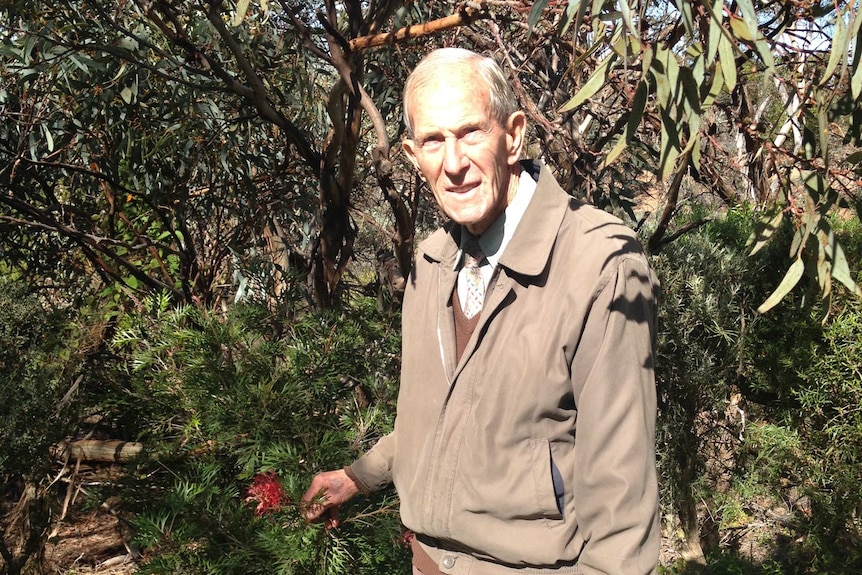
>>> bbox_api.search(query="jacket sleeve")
[347,430,396,493]
[571,255,661,575]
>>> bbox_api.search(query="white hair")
[402,48,519,137]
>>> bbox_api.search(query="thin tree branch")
[347,2,492,51]
[648,150,692,253]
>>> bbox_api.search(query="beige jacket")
[351,161,660,575]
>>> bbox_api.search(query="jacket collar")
[418,160,568,278]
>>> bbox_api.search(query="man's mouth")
[448,183,479,194]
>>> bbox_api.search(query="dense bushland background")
[4,213,860,575]
[2,1,861,575]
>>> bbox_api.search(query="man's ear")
[506,111,527,164]
[402,139,421,173]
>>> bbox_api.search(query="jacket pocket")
[528,438,564,520]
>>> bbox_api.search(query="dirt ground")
[35,464,138,575]
[44,508,136,575]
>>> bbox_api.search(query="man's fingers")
[300,484,329,522]
[302,500,324,522]
[323,506,340,530]
[301,469,359,527]
[302,498,340,529]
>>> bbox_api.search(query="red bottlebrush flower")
[399,529,415,547]
[245,471,288,516]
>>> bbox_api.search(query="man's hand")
[301,469,362,529]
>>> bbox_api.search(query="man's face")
[403,67,525,236]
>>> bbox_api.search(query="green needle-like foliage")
[111,293,409,574]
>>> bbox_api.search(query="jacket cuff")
[343,465,371,497]
[347,446,392,493]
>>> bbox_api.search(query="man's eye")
[421,138,443,150]
[461,128,484,144]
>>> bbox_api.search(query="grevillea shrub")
[112,292,409,575]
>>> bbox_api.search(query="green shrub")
[651,207,770,557]
[743,297,862,573]
[112,293,409,574]
[0,281,84,575]
[652,207,862,573]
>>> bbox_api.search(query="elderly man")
[303,47,660,575]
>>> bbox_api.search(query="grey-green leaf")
[758,257,805,313]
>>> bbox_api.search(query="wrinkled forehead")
[405,66,490,120]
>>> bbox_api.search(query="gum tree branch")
[348,2,492,51]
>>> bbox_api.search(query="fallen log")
[53,440,143,463]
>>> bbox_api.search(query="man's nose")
[442,138,468,174]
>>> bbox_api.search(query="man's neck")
[502,164,522,211]
[466,165,522,237]
[461,165,535,263]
